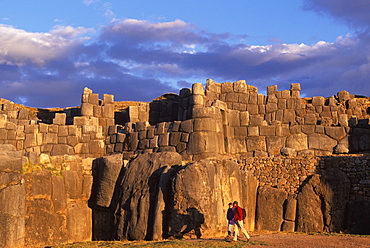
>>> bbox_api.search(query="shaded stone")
[296,168,350,232]
[90,154,123,208]
[281,220,295,232]
[114,152,182,240]
[349,128,370,152]
[346,200,370,235]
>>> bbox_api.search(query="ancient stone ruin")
[0,79,369,247]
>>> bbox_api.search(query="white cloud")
[0,25,90,66]
[0,17,370,107]
[83,0,99,6]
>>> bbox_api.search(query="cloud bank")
[0,1,369,107]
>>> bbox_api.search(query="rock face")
[0,145,26,248]
[89,152,258,241]
[296,168,350,232]
[114,152,182,240]
[346,200,370,235]
[170,159,258,238]
[256,186,287,231]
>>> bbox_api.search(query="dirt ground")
[232,231,370,248]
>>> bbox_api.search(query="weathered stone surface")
[325,127,346,141]
[284,198,297,221]
[0,176,25,248]
[304,113,317,125]
[280,147,296,156]
[296,168,350,232]
[281,220,295,232]
[333,144,349,154]
[192,83,205,95]
[346,200,370,235]
[114,152,182,240]
[256,186,287,231]
[246,136,266,152]
[51,176,67,213]
[286,133,308,151]
[0,145,24,173]
[51,144,74,156]
[171,159,258,238]
[349,128,370,152]
[266,136,285,156]
[308,133,337,151]
[90,154,123,208]
[53,113,66,125]
[187,131,220,155]
[67,200,92,243]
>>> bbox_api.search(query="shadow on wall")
[348,118,370,153]
[295,156,370,235]
[167,208,205,239]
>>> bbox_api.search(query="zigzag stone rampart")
[1,79,370,247]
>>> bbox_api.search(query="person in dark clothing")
[226,202,235,238]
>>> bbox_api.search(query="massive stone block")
[0,175,25,248]
[0,145,25,173]
[308,133,337,151]
[296,168,350,232]
[113,152,182,240]
[171,159,258,238]
[324,127,346,141]
[286,133,308,151]
[187,131,220,155]
[67,200,92,243]
[256,186,287,231]
[90,154,123,208]
[246,136,266,152]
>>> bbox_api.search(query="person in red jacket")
[233,201,250,242]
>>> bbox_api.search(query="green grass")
[51,239,270,248]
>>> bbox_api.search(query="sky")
[0,0,369,108]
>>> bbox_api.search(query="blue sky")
[0,0,369,107]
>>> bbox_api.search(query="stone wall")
[0,88,115,159]
[106,79,370,161]
[0,144,93,248]
[236,154,370,233]
[1,79,370,246]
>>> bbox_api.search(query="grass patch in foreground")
[51,239,270,248]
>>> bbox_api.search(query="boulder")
[256,186,287,231]
[114,152,182,240]
[296,168,350,232]
[170,159,258,238]
[101,154,258,241]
